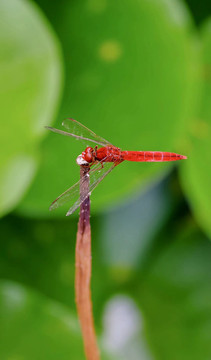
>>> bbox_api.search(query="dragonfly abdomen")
[122,151,187,162]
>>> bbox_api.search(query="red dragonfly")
[46,118,187,216]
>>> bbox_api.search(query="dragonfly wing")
[45,124,112,147]
[49,160,116,216]
[49,162,100,212]
[66,161,116,216]
[45,126,81,139]
[49,177,82,212]
[62,118,113,146]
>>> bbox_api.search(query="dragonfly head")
[82,147,96,163]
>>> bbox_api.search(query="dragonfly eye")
[83,147,95,163]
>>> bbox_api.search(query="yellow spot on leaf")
[98,40,122,62]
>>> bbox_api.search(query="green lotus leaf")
[0,0,62,216]
[180,19,211,239]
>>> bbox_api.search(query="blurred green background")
[0,0,211,359]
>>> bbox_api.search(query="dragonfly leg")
[94,145,98,157]
[114,159,124,166]
[98,159,123,170]
[99,162,104,170]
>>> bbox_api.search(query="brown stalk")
[75,165,100,360]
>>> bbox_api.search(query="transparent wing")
[45,118,113,147]
[62,118,112,146]
[49,161,116,216]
